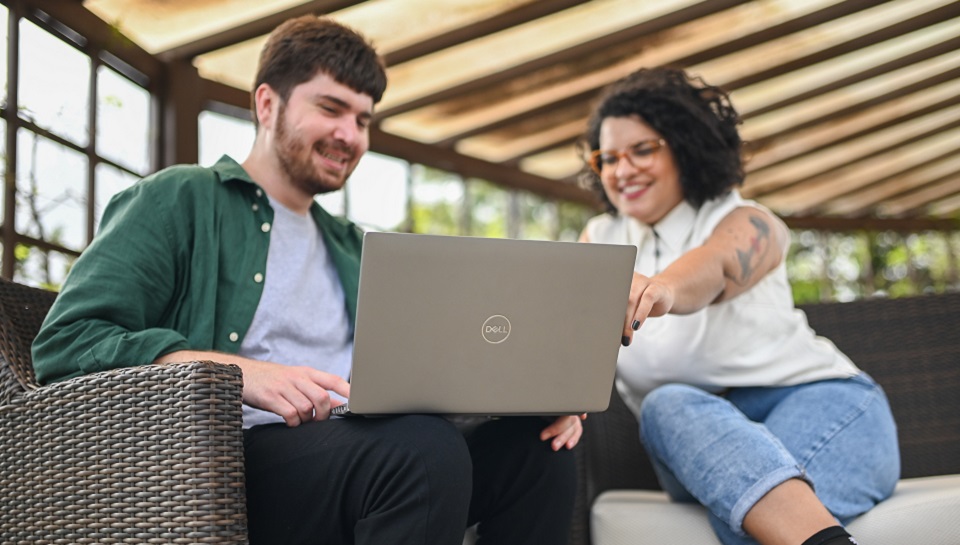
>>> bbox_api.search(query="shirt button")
[252,203,259,211]
[228,332,239,342]
[261,222,271,232]
[254,273,264,283]
[256,189,263,197]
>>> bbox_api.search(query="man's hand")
[236,359,351,426]
[540,414,586,451]
[155,350,350,427]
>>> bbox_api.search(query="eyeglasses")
[587,138,666,175]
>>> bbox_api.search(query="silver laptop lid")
[347,232,636,416]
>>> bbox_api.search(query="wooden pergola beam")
[435,1,954,156]
[880,176,960,217]
[744,34,960,125]
[374,0,752,118]
[725,1,960,92]
[390,0,893,146]
[158,0,368,61]
[743,63,960,174]
[475,59,960,167]
[370,127,598,207]
[383,0,590,67]
[756,126,960,215]
[824,158,960,216]
[25,0,163,82]
[747,80,960,172]
[782,215,960,233]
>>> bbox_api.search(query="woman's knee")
[640,384,713,426]
[638,384,737,457]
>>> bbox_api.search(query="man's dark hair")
[580,67,744,214]
[253,15,387,115]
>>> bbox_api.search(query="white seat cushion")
[592,474,960,545]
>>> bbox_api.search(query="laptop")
[332,231,636,417]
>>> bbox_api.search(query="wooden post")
[2,3,21,280]
[159,59,201,168]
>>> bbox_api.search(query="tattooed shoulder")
[729,214,772,285]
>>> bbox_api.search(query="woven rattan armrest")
[0,360,248,545]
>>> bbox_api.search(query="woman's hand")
[621,273,676,346]
[540,414,587,451]
[610,207,788,347]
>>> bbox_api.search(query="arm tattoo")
[730,215,771,286]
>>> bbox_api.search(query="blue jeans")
[638,373,899,545]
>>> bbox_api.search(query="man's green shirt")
[32,155,363,384]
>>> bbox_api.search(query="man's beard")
[274,103,355,196]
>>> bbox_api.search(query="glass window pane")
[316,190,345,217]
[410,166,465,236]
[13,245,74,290]
[97,66,150,174]
[0,117,5,226]
[16,130,88,251]
[94,162,138,232]
[0,6,8,101]
[517,192,556,241]
[19,20,90,145]
[557,201,590,242]
[466,178,506,238]
[198,109,254,167]
[347,152,408,231]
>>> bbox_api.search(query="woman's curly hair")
[579,67,745,214]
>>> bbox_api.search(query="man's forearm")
[153,349,249,367]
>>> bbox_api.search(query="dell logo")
[482,315,511,344]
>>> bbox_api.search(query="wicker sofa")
[3,277,958,544]
[572,291,960,545]
[0,278,248,544]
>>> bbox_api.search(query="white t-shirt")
[585,190,859,418]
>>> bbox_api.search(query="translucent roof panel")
[65,0,960,221]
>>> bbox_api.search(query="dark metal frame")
[0,0,166,279]
[0,0,957,284]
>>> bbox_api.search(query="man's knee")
[466,418,576,536]
[472,417,576,490]
[374,415,473,495]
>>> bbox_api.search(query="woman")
[578,67,899,545]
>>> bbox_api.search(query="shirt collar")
[210,155,256,185]
[651,200,697,255]
[209,154,353,237]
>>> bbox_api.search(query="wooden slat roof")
[79,0,960,228]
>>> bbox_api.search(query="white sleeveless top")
[585,190,859,418]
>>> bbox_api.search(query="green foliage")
[791,280,822,304]
[787,229,959,304]
[102,95,123,109]
[13,243,30,261]
[466,178,508,238]
[405,168,960,305]
[410,201,459,236]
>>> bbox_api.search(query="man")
[32,15,581,545]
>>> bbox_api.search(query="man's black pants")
[243,415,577,544]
